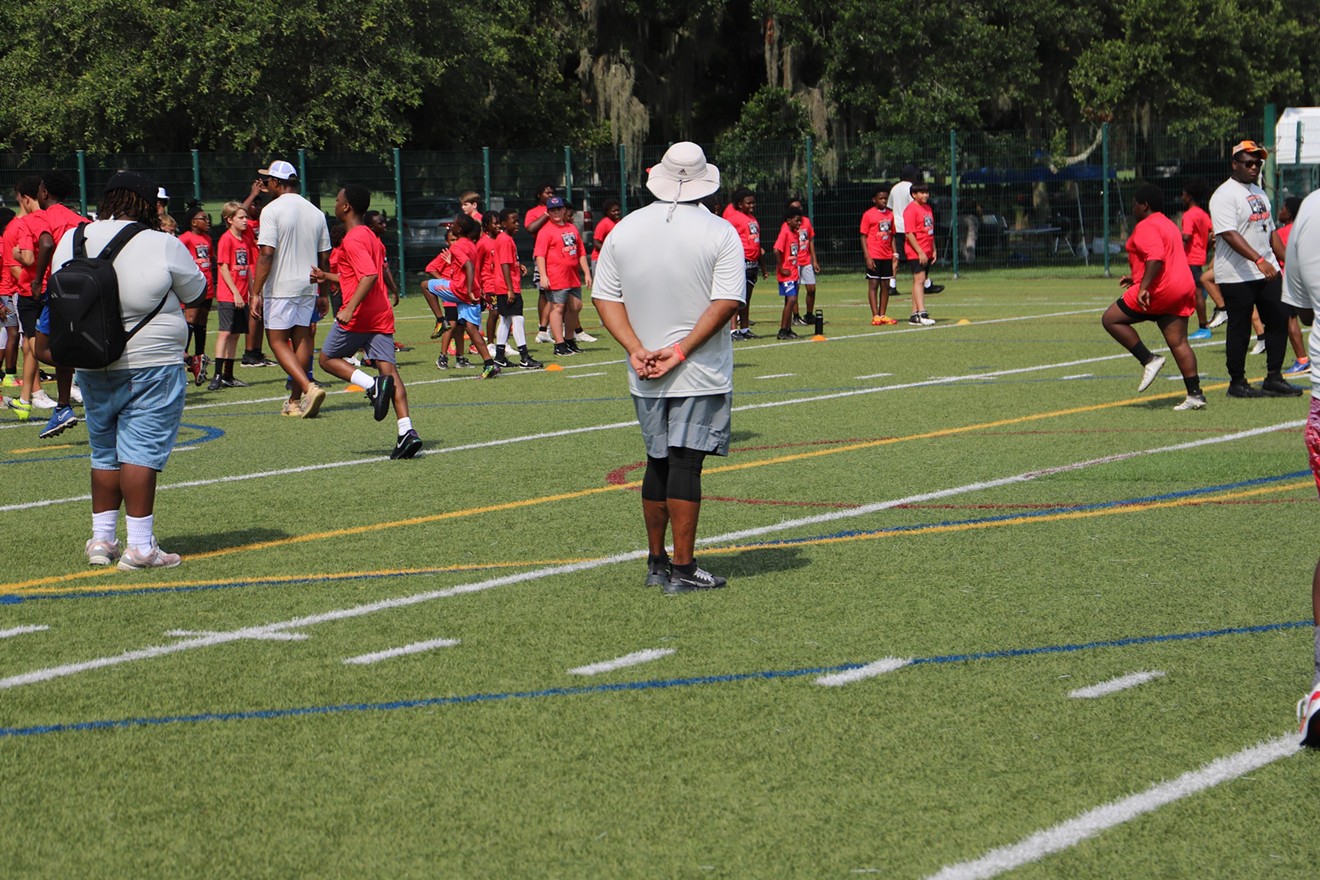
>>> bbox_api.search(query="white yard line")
[925,734,1299,880]
[567,648,675,676]
[1060,374,1093,380]
[1069,671,1165,699]
[755,373,796,380]
[0,625,49,639]
[855,372,894,380]
[343,638,460,665]
[0,420,1296,692]
[815,657,910,686]
[564,371,607,379]
[164,629,308,642]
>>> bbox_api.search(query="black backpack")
[47,222,164,369]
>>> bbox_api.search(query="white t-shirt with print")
[890,181,914,234]
[257,192,331,298]
[1209,177,1278,284]
[1280,190,1320,398]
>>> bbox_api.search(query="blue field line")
[3,470,1308,605]
[0,423,223,466]
[0,619,1308,739]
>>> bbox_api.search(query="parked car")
[400,195,461,271]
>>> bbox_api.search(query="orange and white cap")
[1230,139,1268,159]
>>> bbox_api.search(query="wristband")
[673,343,686,362]
[1255,256,1268,266]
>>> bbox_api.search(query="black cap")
[104,170,157,205]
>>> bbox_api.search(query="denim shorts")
[0,294,16,328]
[77,364,187,471]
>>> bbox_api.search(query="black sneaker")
[742,329,760,339]
[1262,376,1304,397]
[391,429,423,460]
[436,355,449,370]
[519,355,545,370]
[207,374,223,391]
[554,343,575,357]
[791,314,810,326]
[493,354,511,368]
[926,284,945,294]
[645,554,671,587]
[368,375,394,421]
[664,564,727,595]
[567,339,582,353]
[776,328,799,340]
[240,352,261,367]
[220,376,249,388]
[455,356,473,368]
[1227,380,1264,398]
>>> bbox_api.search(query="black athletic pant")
[1221,276,1286,382]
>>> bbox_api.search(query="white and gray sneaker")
[535,329,553,344]
[1173,392,1207,411]
[574,331,598,343]
[85,538,122,566]
[1250,338,1267,355]
[1207,308,1228,329]
[30,389,57,409]
[117,542,182,571]
[1138,355,1166,392]
[664,564,727,595]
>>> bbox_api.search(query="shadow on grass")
[700,545,811,579]
[168,528,291,555]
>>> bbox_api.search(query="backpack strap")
[71,223,88,259]
[94,222,145,261]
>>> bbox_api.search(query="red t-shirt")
[524,205,547,232]
[178,230,215,299]
[425,248,451,276]
[476,233,497,294]
[903,202,935,260]
[534,221,584,290]
[30,204,88,291]
[0,217,23,296]
[796,216,815,266]
[1180,205,1212,267]
[590,215,616,260]
[860,207,895,260]
[493,231,521,295]
[774,223,801,281]
[722,205,761,261]
[1279,222,1293,270]
[216,230,252,303]
[1124,211,1195,317]
[12,213,43,296]
[335,225,393,334]
[448,236,480,302]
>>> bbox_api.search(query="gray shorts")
[320,323,397,364]
[633,393,732,459]
[799,264,817,285]
[547,287,582,305]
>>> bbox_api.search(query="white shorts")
[0,294,17,328]
[264,295,316,331]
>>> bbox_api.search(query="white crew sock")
[511,315,527,347]
[889,277,896,289]
[126,514,155,552]
[397,417,413,434]
[92,510,119,542]
[925,278,932,289]
[496,317,511,347]
[350,368,374,389]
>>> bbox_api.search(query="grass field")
[3,273,1318,878]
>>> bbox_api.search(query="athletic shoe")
[85,538,121,567]
[7,397,31,421]
[645,554,671,588]
[1298,688,1320,747]
[219,376,249,388]
[480,363,501,379]
[519,355,545,370]
[877,315,899,325]
[553,343,574,357]
[730,329,746,340]
[207,375,224,391]
[493,354,511,368]
[575,331,598,343]
[430,321,446,339]
[368,375,395,421]
[535,329,553,343]
[260,355,277,367]
[281,400,301,416]
[742,329,760,338]
[38,370,53,381]
[1208,308,1228,329]
[1137,355,1166,392]
[1250,338,1267,355]
[871,315,884,326]
[0,375,18,388]
[909,313,935,326]
[39,405,77,439]
[30,389,57,409]
[299,384,327,418]
[1261,376,1304,397]
[469,344,480,355]
[69,384,83,404]
[1285,359,1311,376]
[240,352,262,366]
[117,541,182,571]
[436,355,449,370]
[664,564,728,595]
[567,339,582,353]
[926,284,945,294]
[1227,380,1265,398]
[1188,328,1213,341]
[395,344,413,353]
[793,314,811,326]
[776,328,799,340]
[1173,393,1207,411]
[344,355,362,367]
[446,342,457,356]
[391,429,423,460]
[455,356,473,368]
[187,355,204,385]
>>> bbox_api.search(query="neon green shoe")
[6,397,32,421]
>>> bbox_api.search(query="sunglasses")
[1235,157,1263,168]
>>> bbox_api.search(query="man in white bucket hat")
[593,142,746,594]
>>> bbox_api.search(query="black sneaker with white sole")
[391,429,423,459]
[645,554,671,587]
[663,563,727,594]
[368,375,394,421]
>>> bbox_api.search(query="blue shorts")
[36,304,50,335]
[77,365,188,472]
[425,280,482,325]
[778,280,799,298]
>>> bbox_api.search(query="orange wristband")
[673,343,686,362]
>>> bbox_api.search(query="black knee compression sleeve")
[666,447,707,502]
[642,456,669,502]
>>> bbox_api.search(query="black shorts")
[744,264,759,295]
[905,258,931,275]
[496,293,524,318]
[218,301,248,332]
[865,258,894,281]
[1190,264,1203,293]
[443,305,459,322]
[1114,296,1186,323]
[17,294,44,337]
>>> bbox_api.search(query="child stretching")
[312,184,423,459]
[426,215,500,378]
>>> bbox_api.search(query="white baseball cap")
[258,159,298,180]
[156,187,169,200]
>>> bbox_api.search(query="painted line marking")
[1069,670,1165,699]
[343,638,460,665]
[815,657,910,686]
[925,734,1299,880]
[164,629,308,642]
[568,648,676,676]
[855,372,893,379]
[0,625,49,639]
[0,423,1294,691]
[755,373,796,380]
[1060,374,1092,380]
[11,444,74,453]
[564,371,607,379]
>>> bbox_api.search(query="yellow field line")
[0,382,1230,592]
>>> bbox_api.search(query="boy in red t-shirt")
[312,185,422,456]
[479,212,501,347]
[178,207,215,384]
[902,183,937,326]
[774,206,804,339]
[491,208,542,369]
[533,196,591,357]
[209,202,254,390]
[525,183,555,341]
[722,188,765,339]
[860,185,898,325]
[785,197,819,326]
[427,215,500,377]
[1101,183,1204,410]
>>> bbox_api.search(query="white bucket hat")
[646,142,720,203]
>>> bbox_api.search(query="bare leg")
[1157,315,1199,378]
[643,499,669,557]
[266,327,311,400]
[667,498,701,566]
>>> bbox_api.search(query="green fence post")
[564,146,573,203]
[482,147,491,210]
[804,136,814,222]
[191,149,201,204]
[76,151,87,217]
[618,144,628,213]
[393,148,406,285]
[297,149,307,195]
[1102,122,1111,278]
[1264,103,1278,201]
[950,130,959,279]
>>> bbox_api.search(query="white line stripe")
[1060,374,1093,380]
[755,373,796,380]
[1069,671,1165,699]
[925,734,1299,880]
[855,372,893,379]
[565,371,607,379]
[567,648,676,676]
[0,625,49,639]
[164,629,308,642]
[342,638,460,665]
[815,657,910,686]
[1,419,1296,691]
